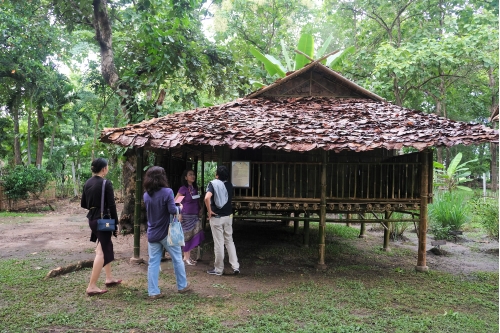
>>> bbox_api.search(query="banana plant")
[249,32,354,81]
[324,46,355,69]
[434,153,478,192]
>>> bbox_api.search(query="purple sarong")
[180,214,205,252]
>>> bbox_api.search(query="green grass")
[1,256,497,333]
[0,212,44,218]
[0,211,44,225]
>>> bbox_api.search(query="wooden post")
[317,151,327,269]
[303,213,310,248]
[293,213,300,235]
[346,213,351,227]
[383,211,391,251]
[201,152,207,230]
[182,151,188,169]
[131,147,144,264]
[358,219,366,238]
[416,149,429,272]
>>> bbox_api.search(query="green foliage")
[249,46,286,78]
[0,212,43,218]
[470,196,499,240]
[325,46,355,69]
[0,117,13,160]
[434,153,477,192]
[294,32,314,70]
[198,161,218,191]
[0,165,51,200]
[250,31,354,86]
[429,191,471,238]
[389,214,410,240]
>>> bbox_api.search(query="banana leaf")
[317,34,333,58]
[294,33,314,70]
[249,80,266,88]
[249,46,286,78]
[325,46,355,69]
[281,40,293,72]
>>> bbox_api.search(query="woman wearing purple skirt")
[175,169,205,265]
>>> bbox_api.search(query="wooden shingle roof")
[101,97,498,153]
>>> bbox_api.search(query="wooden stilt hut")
[101,59,498,271]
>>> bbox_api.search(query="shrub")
[0,165,51,200]
[429,191,471,239]
[389,213,411,240]
[470,197,499,240]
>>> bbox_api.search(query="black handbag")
[97,179,116,232]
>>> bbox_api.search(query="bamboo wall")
[229,150,430,214]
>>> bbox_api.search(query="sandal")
[184,258,196,266]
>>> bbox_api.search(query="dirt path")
[1,199,498,289]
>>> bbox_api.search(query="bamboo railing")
[234,161,422,203]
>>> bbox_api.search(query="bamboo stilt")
[293,215,299,235]
[201,152,206,230]
[416,149,430,272]
[359,220,366,238]
[383,211,391,251]
[303,217,310,248]
[317,151,327,269]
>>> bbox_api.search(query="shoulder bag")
[167,207,185,247]
[97,179,116,232]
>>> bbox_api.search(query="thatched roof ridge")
[101,97,498,153]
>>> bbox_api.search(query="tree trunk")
[10,97,22,165]
[436,147,443,165]
[93,0,120,90]
[36,107,44,167]
[119,150,137,232]
[92,0,138,227]
[49,126,55,157]
[27,107,32,165]
[491,143,498,192]
[488,67,498,192]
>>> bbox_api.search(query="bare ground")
[0,198,498,297]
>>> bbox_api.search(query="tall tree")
[49,0,240,229]
[0,0,68,166]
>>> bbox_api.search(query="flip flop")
[105,279,122,287]
[86,290,108,297]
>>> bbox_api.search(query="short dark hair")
[180,169,198,189]
[216,165,229,181]
[143,166,170,196]
[91,158,108,174]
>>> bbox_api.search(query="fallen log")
[45,259,94,279]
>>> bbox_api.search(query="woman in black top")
[81,158,122,296]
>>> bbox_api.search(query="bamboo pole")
[201,152,206,230]
[416,149,429,272]
[131,147,144,264]
[317,151,327,268]
[303,212,310,248]
[231,215,418,223]
[358,218,366,238]
[383,211,391,251]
